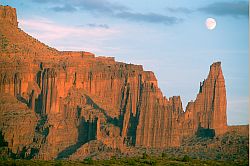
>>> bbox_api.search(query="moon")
[206,18,216,30]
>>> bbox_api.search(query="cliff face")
[0,6,228,159]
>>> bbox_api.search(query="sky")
[0,0,249,125]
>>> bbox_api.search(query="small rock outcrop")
[0,5,18,27]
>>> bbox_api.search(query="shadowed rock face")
[0,5,231,160]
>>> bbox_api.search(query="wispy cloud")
[32,0,60,3]
[76,23,110,29]
[198,1,249,17]
[86,23,109,29]
[165,7,193,14]
[51,4,77,12]
[19,18,118,43]
[32,0,128,14]
[115,12,182,25]
[164,1,248,18]
[30,0,181,26]
[75,0,129,14]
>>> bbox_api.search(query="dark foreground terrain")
[0,156,248,166]
[0,131,248,166]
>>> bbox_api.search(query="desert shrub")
[182,155,191,162]
[140,159,156,165]
[111,155,116,160]
[126,159,136,165]
[103,159,116,165]
[161,152,167,158]
[0,132,8,147]
[215,154,221,160]
[142,152,149,159]
[54,162,62,166]
[83,157,94,164]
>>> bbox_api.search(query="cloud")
[32,0,61,3]
[76,23,110,29]
[164,1,248,18]
[75,0,128,14]
[115,12,181,25]
[34,0,128,14]
[86,23,109,29]
[30,0,181,26]
[18,18,122,53]
[51,4,77,12]
[19,18,118,41]
[198,1,249,17]
[165,7,193,14]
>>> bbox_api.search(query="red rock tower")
[208,62,227,135]
[181,62,227,137]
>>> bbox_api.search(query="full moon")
[206,18,216,30]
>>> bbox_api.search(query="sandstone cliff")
[0,5,231,160]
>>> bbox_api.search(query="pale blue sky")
[0,0,249,125]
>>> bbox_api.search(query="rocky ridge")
[0,5,247,160]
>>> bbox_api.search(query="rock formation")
[180,62,227,138]
[0,5,233,160]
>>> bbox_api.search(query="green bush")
[161,152,167,158]
[83,157,94,164]
[140,159,156,165]
[182,155,191,162]
[126,159,136,165]
[111,155,116,160]
[142,152,149,159]
[54,162,62,166]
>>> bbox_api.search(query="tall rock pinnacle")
[208,62,227,135]
[180,62,227,138]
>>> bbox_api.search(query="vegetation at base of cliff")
[0,155,248,166]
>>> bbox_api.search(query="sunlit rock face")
[0,5,229,160]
